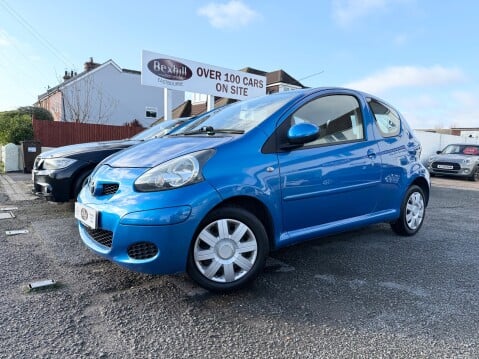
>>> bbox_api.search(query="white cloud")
[197,1,259,29]
[344,65,465,94]
[332,0,387,26]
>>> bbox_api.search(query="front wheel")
[72,170,92,200]
[468,167,479,182]
[390,185,426,236]
[187,207,269,292]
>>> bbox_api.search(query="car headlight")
[427,156,436,164]
[43,158,77,170]
[134,150,214,192]
[462,158,472,165]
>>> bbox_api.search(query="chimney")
[63,70,71,81]
[84,57,100,72]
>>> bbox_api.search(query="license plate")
[75,203,98,229]
[437,164,453,170]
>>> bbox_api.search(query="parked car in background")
[426,143,479,181]
[76,88,430,292]
[32,118,186,202]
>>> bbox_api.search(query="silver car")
[427,143,479,181]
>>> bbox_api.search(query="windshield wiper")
[173,126,245,136]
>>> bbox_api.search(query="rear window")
[368,99,401,137]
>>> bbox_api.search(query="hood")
[432,154,479,162]
[103,136,233,168]
[39,139,140,159]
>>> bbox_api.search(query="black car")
[32,119,185,202]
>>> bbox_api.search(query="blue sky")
[1,0,478,129]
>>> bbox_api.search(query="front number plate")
[437,164,453,170]
[74,202,98,229]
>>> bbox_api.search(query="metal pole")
[207,95,214,111]
[163,88,172,121]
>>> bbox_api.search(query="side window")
[368,99,400,137]
[291,94,364,147]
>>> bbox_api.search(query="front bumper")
[32,168,74,202]
[77,166,222,275]
[427,163,474,178]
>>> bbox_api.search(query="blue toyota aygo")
[76,88,430,292]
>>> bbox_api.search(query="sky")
[1,0,479,129]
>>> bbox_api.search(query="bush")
[18,106,54,121]
[0,112,34,145]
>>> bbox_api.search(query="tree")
[62,75,118,124]
[0,111,34,144]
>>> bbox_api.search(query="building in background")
[37,58,184,127]
[419,127,479,139]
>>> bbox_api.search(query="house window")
[145,107,157,118]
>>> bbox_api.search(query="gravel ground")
[0,173,478,358]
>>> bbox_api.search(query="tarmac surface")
[1,172,478,358]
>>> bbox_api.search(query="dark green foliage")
[0,111,34,145]
[18,106,54,121]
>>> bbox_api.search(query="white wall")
[62,63,184,127]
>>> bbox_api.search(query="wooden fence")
[32,119,144,147]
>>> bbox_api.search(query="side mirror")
[287,123,320,145]
[436,150,442,154]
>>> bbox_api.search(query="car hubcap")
[194,218,258,283]
[406,192,424,230]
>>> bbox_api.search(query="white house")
[37,58,184,127]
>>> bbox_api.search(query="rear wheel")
[187,207,269,292]
[391,185,426,236]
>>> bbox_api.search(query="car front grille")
[431,161,461,172]
[83,225,113,248]
[102,183,119,195]
[127,242,158,260]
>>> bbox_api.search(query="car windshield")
[130,119,186,140]
[172,92,298,136]
[442,144,479,155]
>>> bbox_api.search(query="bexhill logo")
[148,58,193,81]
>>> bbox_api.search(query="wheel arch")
[70,165,95,199]
[207,195,276,251]
[410,176,430,206]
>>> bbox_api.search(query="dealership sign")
[141,50,266,101]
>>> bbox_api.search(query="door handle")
[367,149,377,160]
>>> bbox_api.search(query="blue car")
[76,88,430,292]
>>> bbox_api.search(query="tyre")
[187,207,269,292]
[468,167,479,182]
[72,170,92,200]
[390,185,426,236]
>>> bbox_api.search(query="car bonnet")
[39,140,139,159]
[101,136,233,168]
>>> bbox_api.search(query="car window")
[130,119,185,140]
[175,92,297,135]
[443,144,479,155]
[368,99,401,137]
[463,146,479,155]
[291,94,364,147]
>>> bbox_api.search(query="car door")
[276,93,382,244]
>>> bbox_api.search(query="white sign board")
[141,50,266,101]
